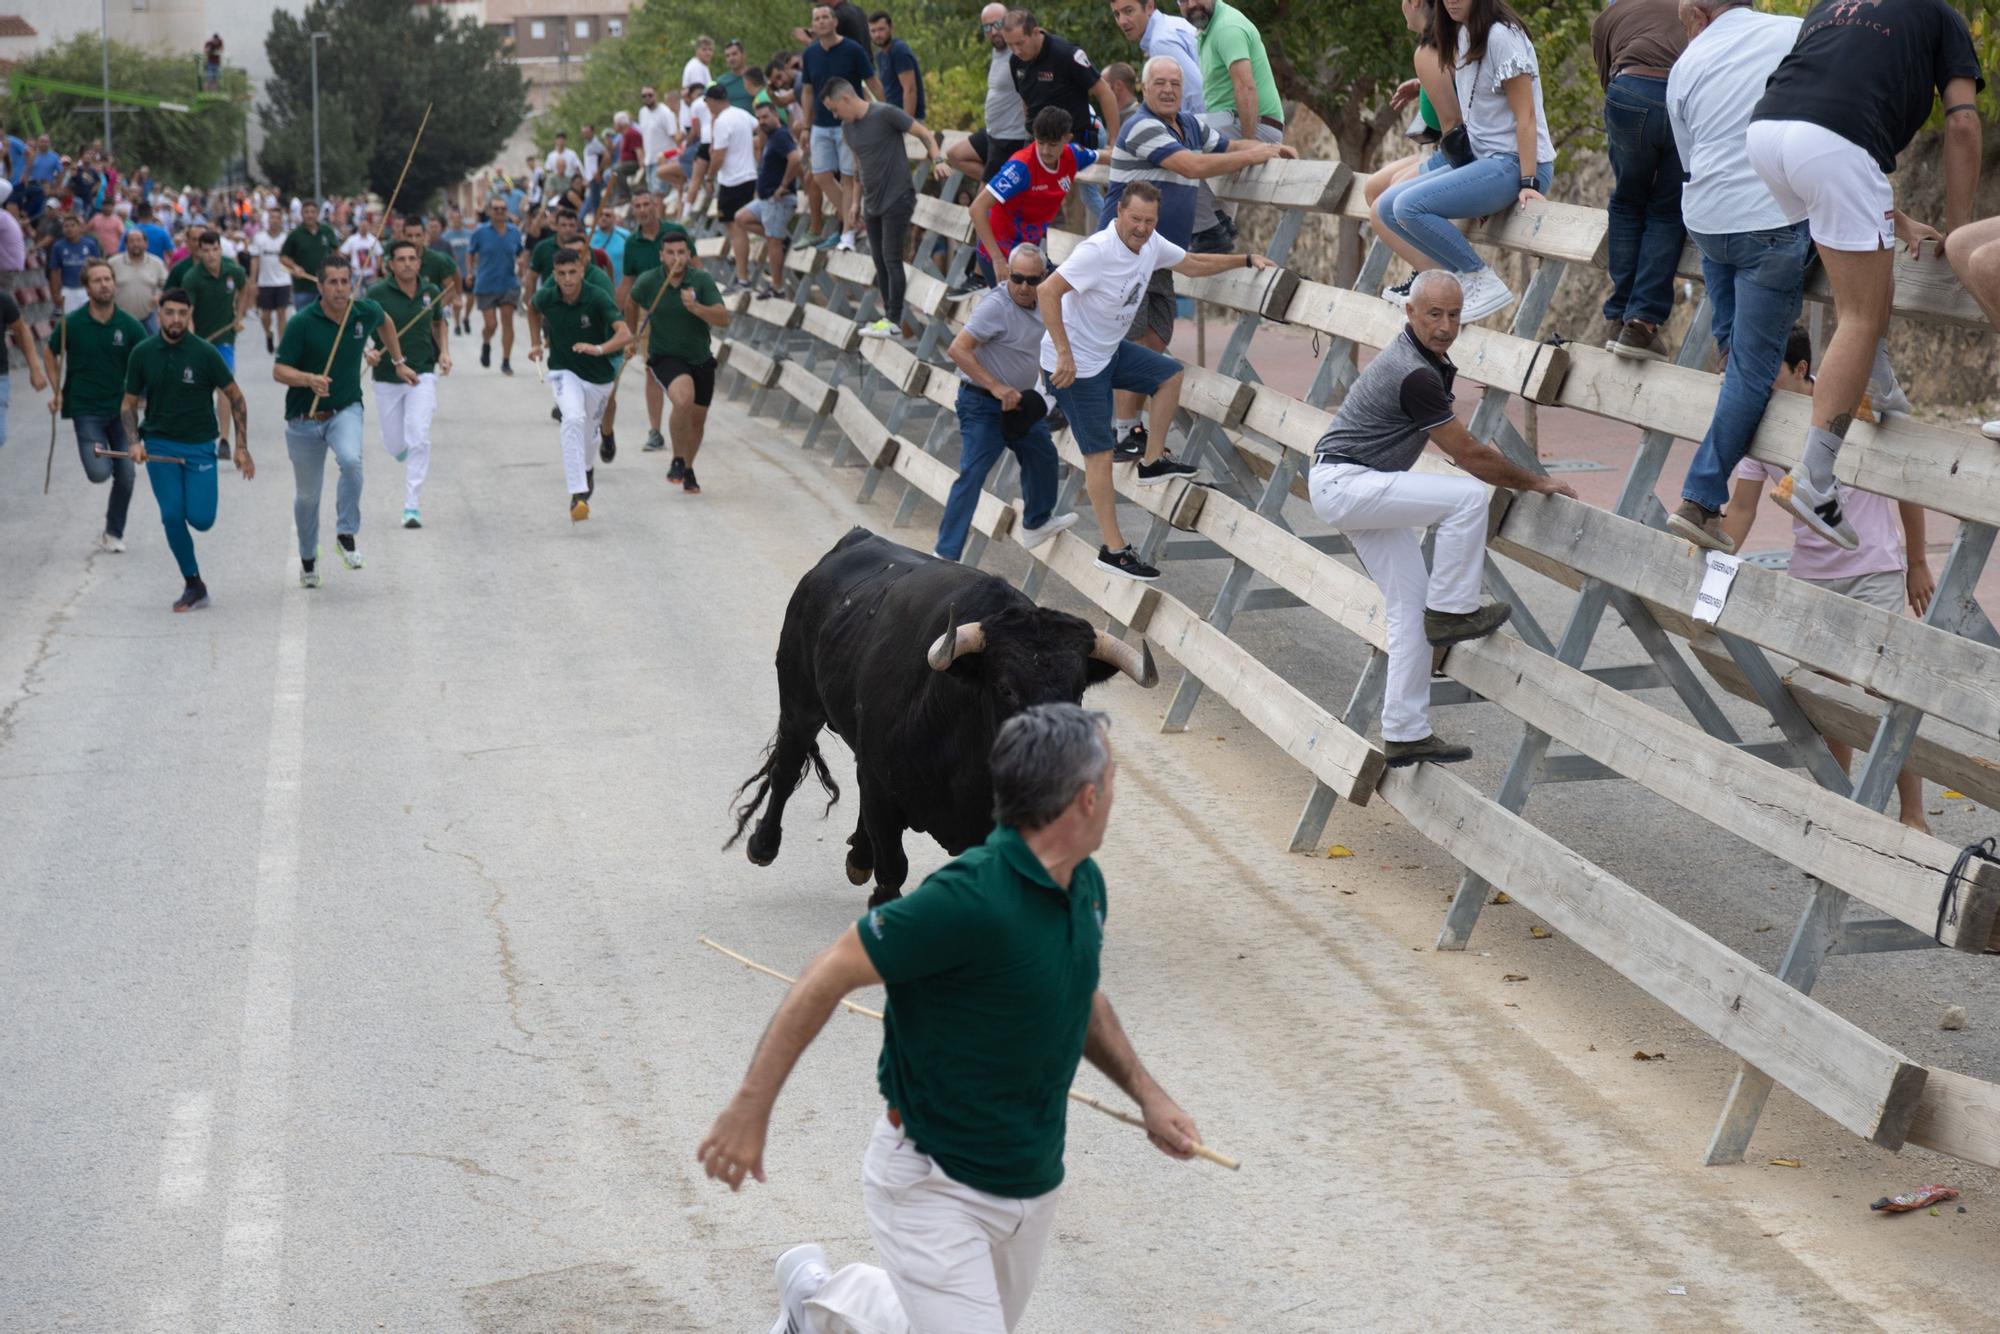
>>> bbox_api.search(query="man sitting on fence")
[937,242,1075,562]
[1307,270,1575,767]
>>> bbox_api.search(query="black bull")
[727,528,1157,905]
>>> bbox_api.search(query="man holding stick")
[699,702,1202,1334]
[121,287,252,613]
[627,224,729,494]
[618,188,673,454]
[274,256,419,587]
[181,229,252,463]
[49,258,145,553]
[367,238,450,529]
[528,247,633,522]
[279,201,340,313]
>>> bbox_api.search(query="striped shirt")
[1100,106,1227,245]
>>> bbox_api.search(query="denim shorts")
[810,125,857,177]
[1049,340,1182,455]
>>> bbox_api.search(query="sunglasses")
[1008,272,1045,286]
[980,20,1003,30]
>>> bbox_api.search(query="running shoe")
[1016,511,1078,549]
[335,535,365,570]
[501,358,513,377]
[481,341,491,368]
[835,233,856,252]
[682,465,701,494]
[769,1244,831,1334]
[1112,424,1147,462]
[570,495,591,522]
[551,406,562,423]
[813,233,840,251]
[1770,465,1858,550]
[1095,544,1161,582]
[1381,275,1415,309]
[403,509,422,529]
[1136,454,1200,485]
[98,531,125,553]
[668,456,687,484]
[300,564,321,590]
[644,429,666,452]
[858,318,895,339]
[173,578,209,613]
[600,431,617,464]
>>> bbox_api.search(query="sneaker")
[1381,275,1415,309]
[946,274,990,299]
[300,564,321,590]
[1871,380,1913,418]
[403,509,422,529]
[1112,424,1147,462]
[813,233,840,251]
[481,341,491,368]
[1770,465,1859,550]
[836,232,856,252]
[501,358,513,377]
[1985,419,2000,440]
[571,495,591,522]
[335,535,364,570]
[797,230,823,249]
[98,531,125,553]
[551,406,562,423]
[858,318,896,339]
[600,431,617,464]
[1136,454,1200,485]
[172,578,209,613]
[1424,602,1511,646]
[753,281,776,299]
[1609,319,1668,361]
[1383,733,1474,767]
[1095,544,1161,582]
[682,465,701,495]
[392,447,408,462]
[668,456,687,484]
[770,1244,832,1334]
[1597,317,1624,351]
[1664,499,1735,553]
[1016,511,1079,549]
[644,429,666,452]
[1455,267,1515,323]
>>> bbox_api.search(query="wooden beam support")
[745,296,802,331]
[862,337,932,396]
[1284,280,1570,405]
[718,340,779,389]
[798,303,861,353]
[831,390,898,467]
[911,193,972,244]
[777,362,838,417]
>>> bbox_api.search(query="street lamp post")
[310,30,331,204]
[99,0,112,153]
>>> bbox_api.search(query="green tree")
[0,34,249,186]
[259,0,527,204]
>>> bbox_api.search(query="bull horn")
[927,621,987,671]
[1093,632,1158,688]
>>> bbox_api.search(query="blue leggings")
[144,439,219,578]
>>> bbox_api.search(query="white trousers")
[1308,462,1487,743]
[547,369,610,496]
[375,373,437,511]
[805,1116,1059,1334]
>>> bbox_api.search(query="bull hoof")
[845,855,873,886]
[745,829,780,867]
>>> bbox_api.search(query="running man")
[528,247,633,522]
[48,258,141,553]
[466,197,527,375]
[441,206,478,334]
[698,702,1204,1334]
[248,207,293,350]
[180,229,253,463]
[628,225,729,494]
[367,238,451,529]
[51,211,103,315]
[617,188,673,453]
[121,287,253,612]
[273,255,419,587]
[279,200,340,312]
[527,209,622,457]
[401,213,459,315]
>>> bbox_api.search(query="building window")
[573,18,591,38]
[528,19,546,39]
[607,17,623,36]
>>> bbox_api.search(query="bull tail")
[722,731,841,850]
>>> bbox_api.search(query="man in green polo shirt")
[181,229,253,463]
[698,703,1203,1334]
[273,254,420,588]
[48,257,148,552]
[367,238,452,529]
[279,200,340,311]
[628,225,729,494]
[121,287,253,613]
[617,188,672,453]
[401,213,460,308]
[1183,0,1282,144]
[528,246,632,522]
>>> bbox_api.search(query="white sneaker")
[1982,419,2000,440]
[770,1243,831,1334]
[98,531,125,553]
[1455,267,1515,323]
[1770,464,1859,551]
[836,232,856,252]
[336,539,365,570]
[1017,511,1079,549]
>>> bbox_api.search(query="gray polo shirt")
[1313,327,1457,472]
[958,284,1043,393]
[843,102,917,217]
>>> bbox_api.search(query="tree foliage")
[0,34,250,186]
[259,0,527,205]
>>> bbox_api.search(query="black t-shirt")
[832,1,870,50]
[0,290,19,372]
[1752,0,1983,174]
[1010,33,1102,146]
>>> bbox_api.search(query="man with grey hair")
[699,701,1204,1334]
[1308,270,1575,766]
[937,241,1074,560]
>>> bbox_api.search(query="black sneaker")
[1112,424,1147,462]
[667,456,687,484]
[643,429,666,452]
[1136,454,1200,486]
[172,578,209,613]
[501,358,513,377]
[585,468,595,501]
[600,431,616,464]
[481,341,491,368]
[1383,734,1473,767]
[1095,544,1161,582]
[550,406,562,423]
[1383,275,1415,309]
[945,274,990,298]
[682,465,701,495]
[1423,602,1512,646]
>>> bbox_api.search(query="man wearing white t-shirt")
[636,86,679,192]
[703,86,761,258]
[544,132,583,187]
[664,82,717,220]
[248,207,293,349]
[683,36,715,96]
[339,217,384,285]
[1039,180,1274,581]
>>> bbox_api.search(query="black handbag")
[1438,123,1475,169]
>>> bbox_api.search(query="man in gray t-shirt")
[933,242,1074,560]
[826,80,948,338]
[1306,271,1573,769]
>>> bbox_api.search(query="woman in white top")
[1372,0,1555,321]
[1366,0,1463,291]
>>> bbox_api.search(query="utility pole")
[99,0,111,153]
[310,31,330,204]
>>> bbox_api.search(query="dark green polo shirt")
[274,298,386,418]
[628,262,722,363]
[51,305,148,419]
[279,223,340,297]
[530,234,593,285]
[165,257,193,291]
[532,282,623,383]
[182,257,249,344]
[859,824,1105,1199]
[366,277,445,380]
[418,246,457,293]
[532,263,614,301]
[621,224,670,281]
[123,332,235,443]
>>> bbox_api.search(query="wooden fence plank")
[832,390,897,466]
[912,193,972,244]
[861,338,932,396]
[1284,281,1570,405]
[1908,1067,2000,1168]
[1212,158,1353,211]
[777,362,837,417]
[889,436,1012,537]
[745,296,801,331]
[719,340,779,388]
[1180,365,1256,428]
[798,303,861,353]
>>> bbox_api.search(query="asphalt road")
[3,327,1995,1331]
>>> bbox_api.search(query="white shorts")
[1745,119,1895,253]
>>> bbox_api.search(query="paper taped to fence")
[1692,552,1742,625]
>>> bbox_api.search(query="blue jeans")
[291,290,316,311]
[284,403,365,559]
[1376,153,1554,274]
[1678,223,1810,511]
[1603,75,1685,326]
[1047,340,1182,455]
[142,437,219,579]
[0,372,9,448]
[937,384,1059,560]
[73,414,136,539]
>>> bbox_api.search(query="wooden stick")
[94,447,184,465]
[43,316,64,494]
[309,104,432,414]
[395,287,454,339]
[696,936,1241,1171]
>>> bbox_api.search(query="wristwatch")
[1518,177,1536,192]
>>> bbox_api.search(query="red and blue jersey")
[981,143,1098,260]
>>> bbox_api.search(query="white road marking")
[216,591,308,1328]
[156,1089,215,1207]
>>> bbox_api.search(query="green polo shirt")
[165,257,192,292]
[50,304,148,419]
[1197,0,1283,125]
[532,263,614,300]
[366,277,445,380]
[621,224,671,281]
[858,824,1105,1199]
[123,332,235,443]
[182,257,249,344]
[274,298,387,418]
[418,246,457,293]
[628,262,723,363]
[279,222,340,297]
[530,234,595,285]
[531,282,623,384]
[717,70,754,112]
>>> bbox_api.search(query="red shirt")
[981,142,1098,260]
[619,127,644,164]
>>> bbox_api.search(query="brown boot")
[1664,499,1737,553]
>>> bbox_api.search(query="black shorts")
[696,142,713,162]
[649,353,717,407]
[255,286,290,311]
[968,131,1028,183]
[717,180,756,221]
